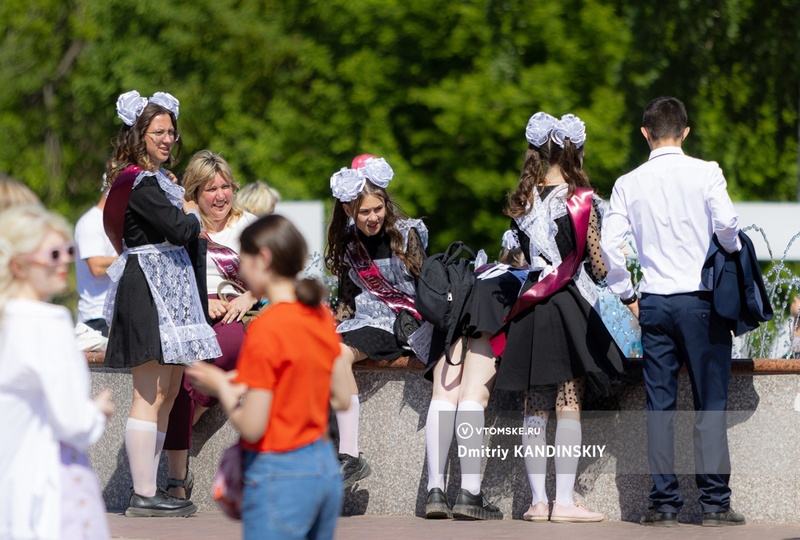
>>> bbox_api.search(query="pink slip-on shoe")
[550,501,604,523]
[522,501,550,522]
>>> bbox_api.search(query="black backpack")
[415,241,476,365]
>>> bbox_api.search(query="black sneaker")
[702,508,746,527]
[639,508,678,527]
[339,452,371,489]
[425,488,452,519]
[451,488,503,520]
[125,488,198,517]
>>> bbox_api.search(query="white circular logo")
[457,422,474,439]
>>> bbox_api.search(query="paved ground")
[107,511,800,539]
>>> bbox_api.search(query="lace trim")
[515,184,568,270]
[132,168,185,210]
[396,218,428,250]
[104,243,221,363]
[337,256,416,335]
[514,185,601,308]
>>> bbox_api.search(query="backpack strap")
[443,242,475,265]
[443,246,476,366]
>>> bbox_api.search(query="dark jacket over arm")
[702,231,773,336]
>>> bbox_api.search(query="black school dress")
[105,172,219,368]
[333,221,426,360]
[492,186,626,398]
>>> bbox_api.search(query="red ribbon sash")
[344,230,421,319]
[103,165,143,255]
[490,187,594,357]
[201,232,247,291]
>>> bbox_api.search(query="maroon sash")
[490,187,594,357]
[103,165,143,254]
[344,229,421,319]
[201,231,247,291]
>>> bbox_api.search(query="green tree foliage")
[0,0,797,253]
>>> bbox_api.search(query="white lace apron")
[514,184,600,309]
[102,168,221,364]
[336,218,427,335]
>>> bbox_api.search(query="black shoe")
[339,452,371,489]
[425,488,452,519]
[125,489,198,517]
[640,508,678,527]
[452,489,503,520]
[703,508,745,527]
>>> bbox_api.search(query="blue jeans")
[242,439,342,540]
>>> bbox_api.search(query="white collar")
[648,146,684,161]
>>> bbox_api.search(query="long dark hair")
[324,181,421,276]
[106,102,183,184]
[240,214,327,307]
[505,138,590,218]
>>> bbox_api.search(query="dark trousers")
[639,291,732,514]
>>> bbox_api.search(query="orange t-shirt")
[235,301,341,453]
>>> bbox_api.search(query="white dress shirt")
[601,146,741,298]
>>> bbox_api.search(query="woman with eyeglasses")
[0,205,115,539]
[102,91,221,517]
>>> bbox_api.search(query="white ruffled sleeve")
[396,218,428,250]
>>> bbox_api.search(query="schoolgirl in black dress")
[325,154,427,488]
[103,91,220,517]
[492,112,626,522]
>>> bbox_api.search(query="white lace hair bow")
[116,90,180,126]
[329,157,394,202]
[551,113,586,148]
[525,112,558,147]
[501,229,520,250]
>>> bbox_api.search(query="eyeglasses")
[145,129,180,143]
[22,243,76,266]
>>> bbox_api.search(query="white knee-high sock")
[522,415,549,505]
[456,400,485,496]
[153,430,166,486]
[336,395,360,457]
[425,399,458,492]
[554,417,581,507]
[126,418,158,497]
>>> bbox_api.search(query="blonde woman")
[0,205,114,539]
[0,172,40,211]
[164,150,258,498]
[236,179,281,216]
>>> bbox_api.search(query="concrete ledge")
[89,356,800,522]
[86,350,800,374]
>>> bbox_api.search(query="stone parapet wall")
[89,360,800,523]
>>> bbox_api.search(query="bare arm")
[86,256,117,277]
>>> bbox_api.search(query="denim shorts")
[242,438,342,540]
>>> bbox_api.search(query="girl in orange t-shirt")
[188,215,350,540]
